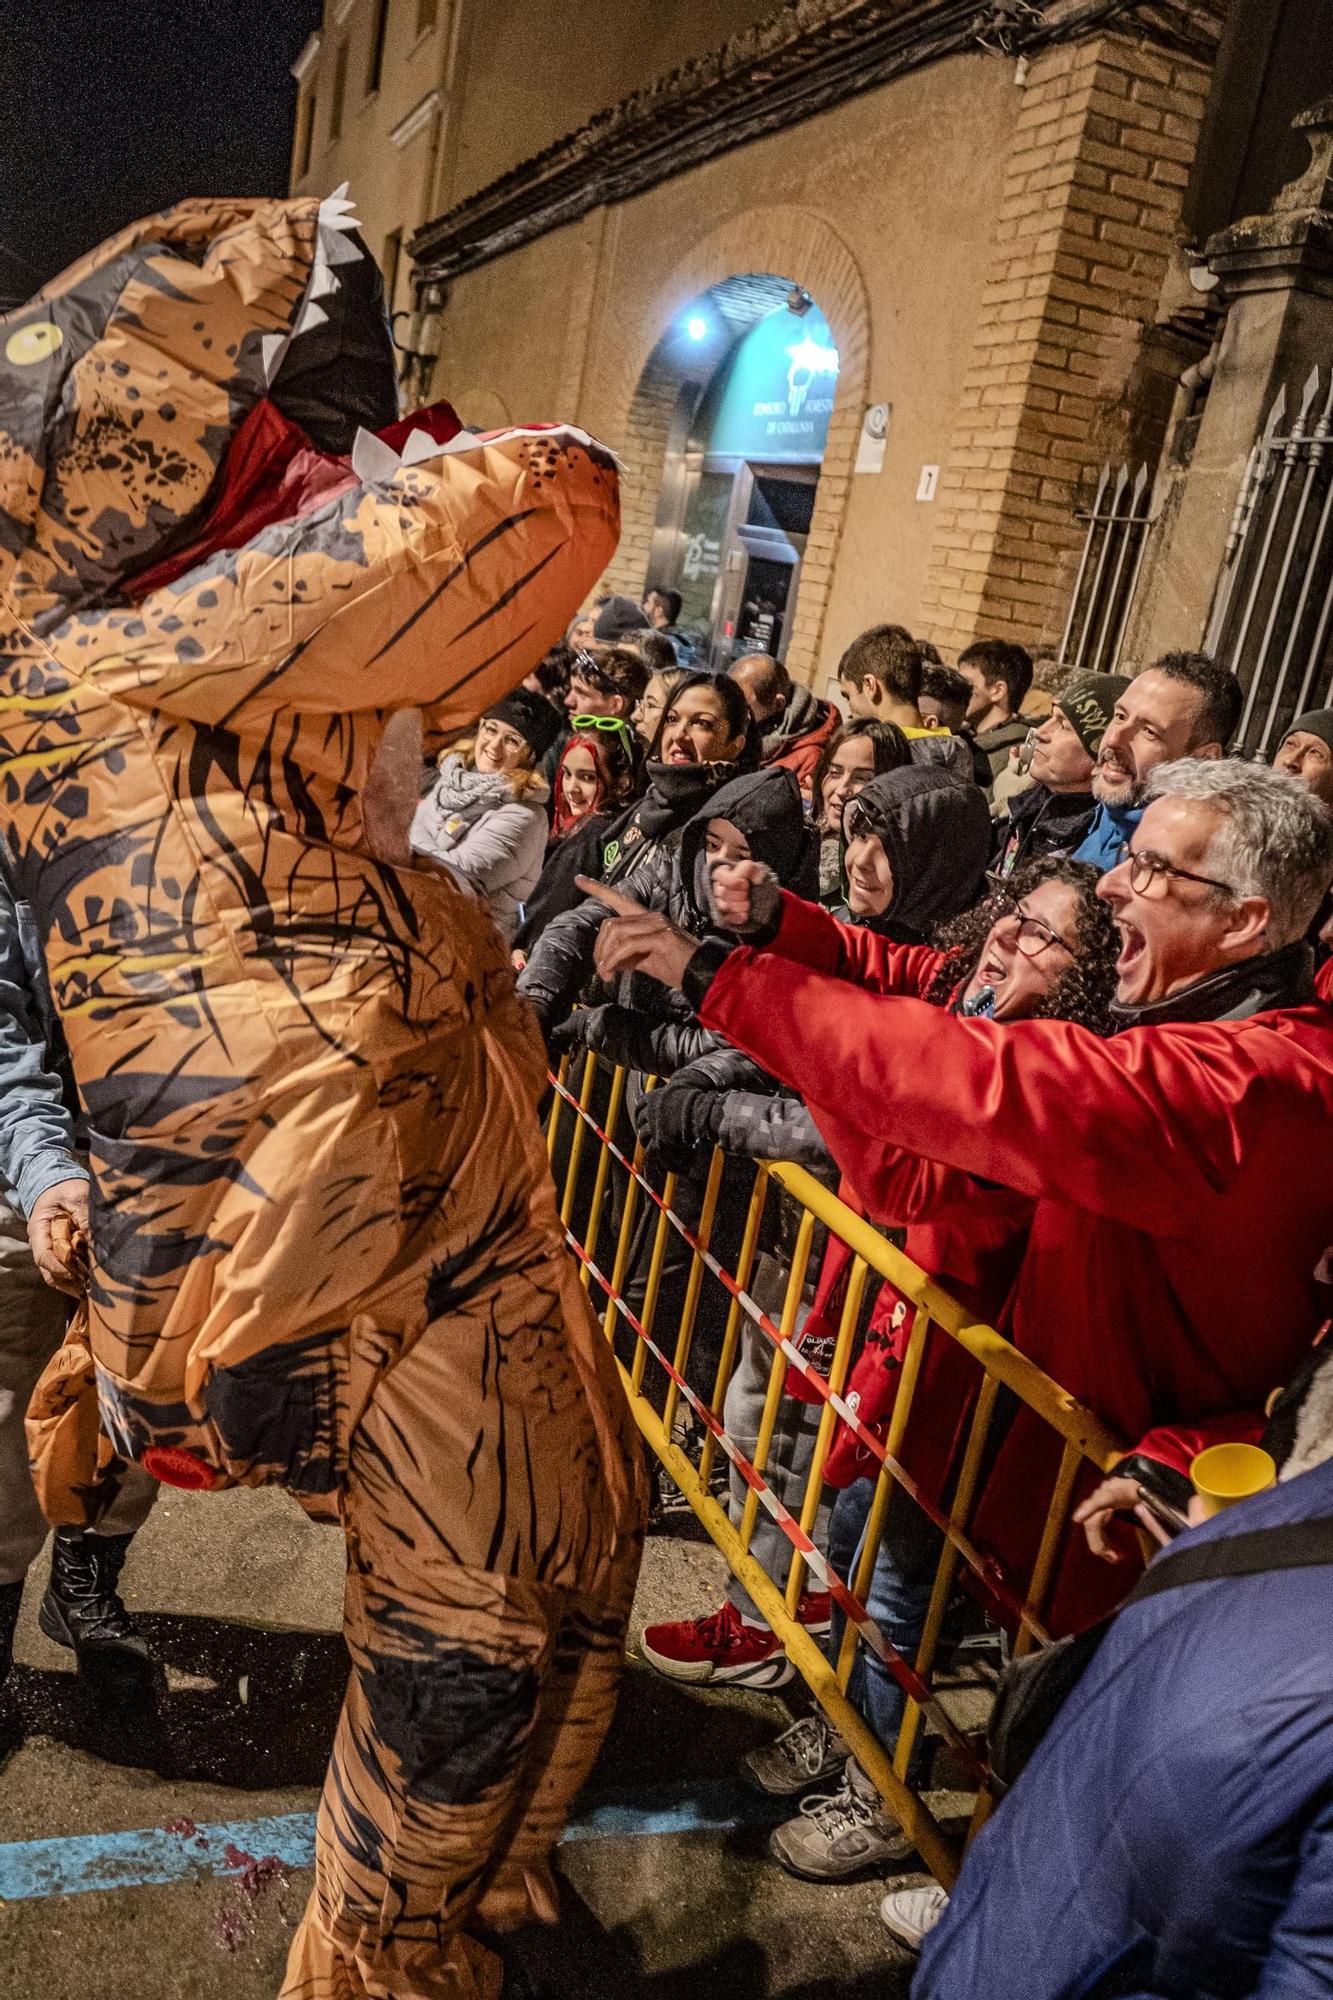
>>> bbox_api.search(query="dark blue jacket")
[916,1456,1333,1999]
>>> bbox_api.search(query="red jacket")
[702,894,1333,1629]
[738,898,1033,1503]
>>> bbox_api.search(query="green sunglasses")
[570,714,634,753]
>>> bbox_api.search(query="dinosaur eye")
[6,322,63,366]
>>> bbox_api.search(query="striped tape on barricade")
[548,1063,1048,1646]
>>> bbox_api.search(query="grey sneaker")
[743,1712,848,1797]
[768,1761,911,1881]
[880,1882,949,1950]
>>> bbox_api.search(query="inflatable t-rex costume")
[0,194,647,1998]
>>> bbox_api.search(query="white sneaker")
[769,1761,910,1880]
[879,1882,949,1950]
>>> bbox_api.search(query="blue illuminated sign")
[705,305,839,465]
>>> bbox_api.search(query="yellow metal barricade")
[546,1052,1126,1887]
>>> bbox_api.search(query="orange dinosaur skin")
[0,197,646,1998]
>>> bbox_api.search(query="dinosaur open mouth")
[123,190,612,605]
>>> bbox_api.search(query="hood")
[908,731,976,786]
[848,765,991,939]
[763,681,832,751]
[678,767,815,926]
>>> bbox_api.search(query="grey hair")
[1145,758,1333,946]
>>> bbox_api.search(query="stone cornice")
[410,0,1225,284]
[1206,99,1333,298]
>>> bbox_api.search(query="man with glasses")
[1073,650,1242,871]
[593,755,1333,1910]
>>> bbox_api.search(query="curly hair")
[924,857,1120,1032]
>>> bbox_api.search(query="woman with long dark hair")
[810,720,912,905]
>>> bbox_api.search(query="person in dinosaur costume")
[0,191,647,1999]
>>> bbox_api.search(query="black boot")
[38,1530,150,1671]
[0,1577,23,1689]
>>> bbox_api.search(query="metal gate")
[1205,365,1333,754]
[1059,462,1154,674]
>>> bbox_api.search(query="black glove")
[553,1003,653,1073]
[638,1082,726,1176]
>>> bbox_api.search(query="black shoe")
[0,1577,23,1689]
[38,1530,151,1673]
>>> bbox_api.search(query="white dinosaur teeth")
[399,427,447,465]
[309,263,340,302]
[259,330,288,384]
[352,427,403,484]
[294,297,329,337]
[320,228,363,266]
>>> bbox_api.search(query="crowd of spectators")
[410,595,1333,1984]
[3,575,1332,1991]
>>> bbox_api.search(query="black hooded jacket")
[844,764,991,943]
[646,764,994,1167]
[518,767,814,1074]
[992,779,1097,878]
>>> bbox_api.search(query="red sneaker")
[797,1590,832,1636]
[641,1601,795,1689]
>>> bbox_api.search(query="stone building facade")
[291,0,1333,722]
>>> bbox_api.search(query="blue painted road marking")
[0,1780,785,1903]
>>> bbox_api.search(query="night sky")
[0,0,324,303]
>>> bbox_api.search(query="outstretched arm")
[699,948,1254,1237]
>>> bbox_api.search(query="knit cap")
[1057,672,1131,757]
[1284,708,1333,753]
[484,687,564,761]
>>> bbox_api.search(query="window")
[329,40,348,142]
[294,87,315,180]
[366,0,391,96]
[415,0,437,36]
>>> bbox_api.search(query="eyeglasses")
[982,877,1076,961]
[570,714,633,753]
[1115,842,1235,899]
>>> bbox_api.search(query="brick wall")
[917,34,1212,657]
[598,353,682,601]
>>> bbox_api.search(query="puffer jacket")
[518,766,815,1076]
[410,753,550,943]
[916,1453,1333,2000]
[0,857,87,1215]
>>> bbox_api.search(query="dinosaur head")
[0,191,397,628]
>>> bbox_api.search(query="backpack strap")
[1127,1512,1333,1606]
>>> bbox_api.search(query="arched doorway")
[622,274,842,672]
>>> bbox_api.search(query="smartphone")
[1135,1483,1191,1536]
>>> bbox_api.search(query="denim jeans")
[827,1477,942,1761]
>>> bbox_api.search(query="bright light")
[685,315,709,342]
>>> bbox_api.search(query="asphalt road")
[0,1483,921,1999]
